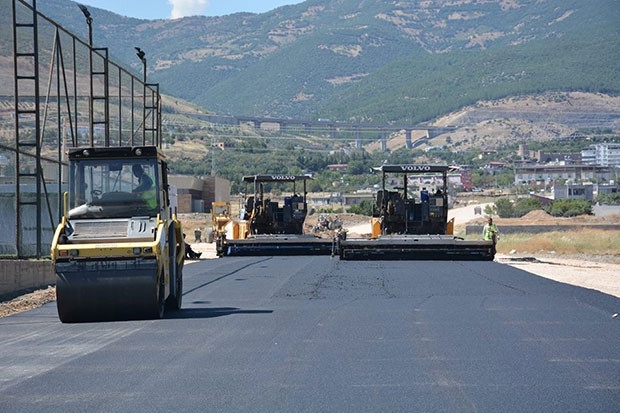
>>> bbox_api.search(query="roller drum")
[55,258,160,323]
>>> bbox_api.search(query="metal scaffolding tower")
[12,0,43,257]
[8,0,161,258]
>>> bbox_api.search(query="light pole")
[135,47,146,144]
[78,4,94,145]
[77,4,93,46]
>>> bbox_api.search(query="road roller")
[50,146,184,322]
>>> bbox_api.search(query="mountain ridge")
[21,0,618,124]
[0,0,620,123]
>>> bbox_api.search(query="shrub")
[596,193,620,205]
[547,199,592,217]
[513,197,542,217]
[493,198,514,218]
[491,196,544,218]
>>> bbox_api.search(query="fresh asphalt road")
[1,256,619,412]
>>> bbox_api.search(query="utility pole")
[211,135,216,176]
[78,4,94,145]
[135,47,146,145]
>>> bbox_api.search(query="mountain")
[7,0,620,124]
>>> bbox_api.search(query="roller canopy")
[68,146,163,160]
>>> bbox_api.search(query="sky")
[76,0,305,20]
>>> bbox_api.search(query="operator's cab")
[242,175,311,235]
[67,146,169,220]
[373,165,451,236]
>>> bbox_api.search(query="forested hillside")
[20,0,620,124]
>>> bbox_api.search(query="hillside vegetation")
[20,0,620,124]
[3,0,619,192]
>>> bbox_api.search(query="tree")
[347,159,366,175]
[348,200,374,216]
[492,198,514,218]
[483,203,497,216]
[472,170,495,188]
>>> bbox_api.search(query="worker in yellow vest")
[482,217,499,243]
[132,164,158,210]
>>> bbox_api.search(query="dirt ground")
[0,286,56,318]
[496,253,620,299]
[2,208,618,319]
[465,208,620,227]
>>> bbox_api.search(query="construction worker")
[132,164,157,210]
[421,187,429,202]
[183,233,202,259]
[482,217,499,243]
[420,188,430,221]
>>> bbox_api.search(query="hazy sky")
[76,0,305,20]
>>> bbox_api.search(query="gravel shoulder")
[497,254,620,298]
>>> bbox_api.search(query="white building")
[514,165,612,185]
[553,184,594,201]
[581,143,620,167]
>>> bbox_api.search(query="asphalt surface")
[1,256,619,412]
